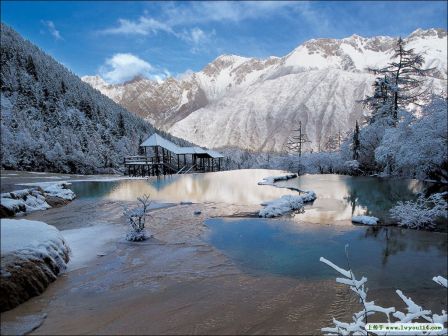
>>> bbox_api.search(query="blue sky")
[2,1,447,83]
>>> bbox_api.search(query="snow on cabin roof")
[140,133,180,153]
[140,133,224,158]
[206,149,225,158]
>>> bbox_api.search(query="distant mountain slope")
[84,28,447,152]
[0,23,187,174]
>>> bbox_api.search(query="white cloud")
[101,17,173,36]
[99,53,168,84]
[41,20,63,40]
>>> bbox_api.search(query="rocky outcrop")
[0,183,75,217]
[0,219,71,312]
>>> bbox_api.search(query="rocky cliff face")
[83,28,447,152]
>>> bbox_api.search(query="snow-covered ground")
[0,219,70,312]
[0,182,76,216]
[351,215,379,225]
[259,191,317,218]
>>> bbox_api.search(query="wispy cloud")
[101,17,173,36]
[99,2,298,50]
[41,20,63,40]
[99,53,169,84]
[178,27,216,53]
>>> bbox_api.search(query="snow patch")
[258,173,297,185]
[259,191,317,218]
[352,215,379,225]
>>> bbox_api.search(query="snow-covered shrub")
[124,194,152,241]
[389,192,447,229]
[375,97,448,181]
[342,160,362,175]
[321,246,447,335]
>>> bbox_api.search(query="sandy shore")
[0,197,362,335]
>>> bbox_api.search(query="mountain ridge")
[83,28,447,152]
[0,23,190,173]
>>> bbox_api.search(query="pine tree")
[285,121,310,157]
[364,37,433,124]
[118,112,125,136]
[138,135,144,155]
[25,55,38,81]
[352,121,360,160]
[362,75,395,124]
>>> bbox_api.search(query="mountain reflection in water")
[71,170,441,224]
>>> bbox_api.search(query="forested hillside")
[0,23,186,174]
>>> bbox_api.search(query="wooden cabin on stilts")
[123,133,224,177]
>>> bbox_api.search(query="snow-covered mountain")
[83,28,447,152]
[0,23,188,173]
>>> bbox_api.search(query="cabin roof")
[140,133,224,158]
[206,149,225,158]
[140,133,179,153]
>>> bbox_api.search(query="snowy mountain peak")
[83,29,447,153]
[82,75,108,87]
[409,28,447,39]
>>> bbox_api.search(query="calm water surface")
[205,218,447,290]
[70,170,438,223]
[68,169,446,290]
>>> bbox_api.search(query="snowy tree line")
[1,23,189,174]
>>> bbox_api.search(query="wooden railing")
[124,156,154,165]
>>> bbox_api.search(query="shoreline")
[0,200,358,335]
[1,170,446,334]
[2,199,446,335]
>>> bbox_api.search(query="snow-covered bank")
[0,182,75,217]
[351,215,379,226]
[258,173,298,185]
[259,191,317,218]
[0,219,70,312]
[257,173,317,218]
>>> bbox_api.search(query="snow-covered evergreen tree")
[367,37,434,122]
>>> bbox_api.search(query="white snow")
[1,219,69,263]
[1,183,76,216]
[1,188,51,214]
[259,191,317,218]
[258,173,297,185]
[39,182,76,200]
[0,197,26,213]
[351,215,379,225]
